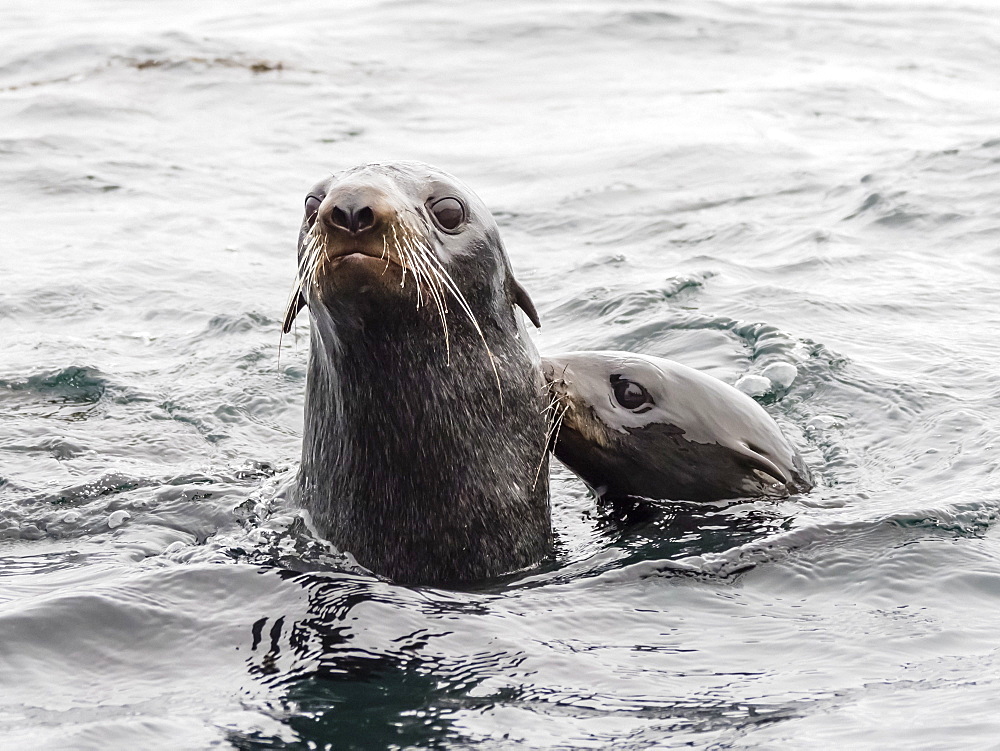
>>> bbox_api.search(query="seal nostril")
[356,206,375,232]
[330,206,350,232]
[327,204,375,234]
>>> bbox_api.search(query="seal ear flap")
[282,291,306,334]
[511,278,542,328]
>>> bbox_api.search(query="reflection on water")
[594,497,794,567]
[3,0,1000,747]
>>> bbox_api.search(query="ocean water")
[3,0,1000,748]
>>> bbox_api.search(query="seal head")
[286,162,550,586]
[543,351,812,502]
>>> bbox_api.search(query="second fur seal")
[544,351,812,503]
[284,162,550,586]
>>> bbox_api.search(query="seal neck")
[299,308,551,586]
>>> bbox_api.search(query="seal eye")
[611,376,653,412]
[304,195,323,226]
[430,197,466,231]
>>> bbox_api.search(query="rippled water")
[3,0,1000,747]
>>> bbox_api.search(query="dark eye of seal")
[430,197,466,231]
[611,375,653,412]
[304,195,323,226]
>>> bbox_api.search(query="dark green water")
[3,1,1000,748]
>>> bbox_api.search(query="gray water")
[3,0,1000,748]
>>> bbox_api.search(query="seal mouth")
[327,245,402,268]
[313,225,406,272]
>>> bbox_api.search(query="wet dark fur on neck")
[299,246,551,586]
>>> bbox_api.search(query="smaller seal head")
[543,351,812,502]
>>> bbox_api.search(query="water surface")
[3,1,1000,748]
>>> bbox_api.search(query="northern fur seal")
[283,162,551,586]
[543,351,812,503]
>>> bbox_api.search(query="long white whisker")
[402,241,427,300]
[279,225,326,371]
[401,233,451,361]
[390,222,409,288]
[533,398,568,489]
[419,244,503,398]
[396,220,453,363]
[392,208,502,399]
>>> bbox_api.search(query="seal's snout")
[320,186,384,236]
